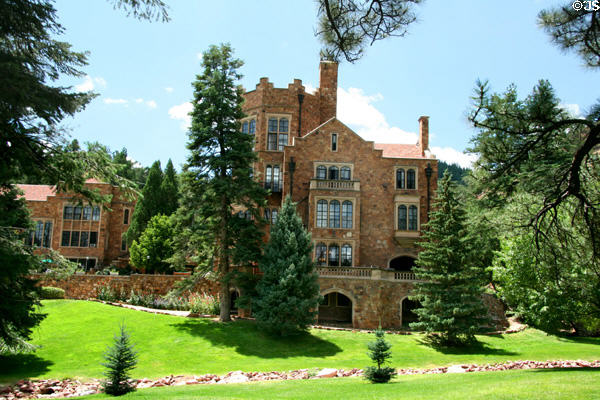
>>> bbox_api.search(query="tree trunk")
[218,193,231,322]
[219,280,231,322]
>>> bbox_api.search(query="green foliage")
[174,43,266,321]
[129,214,175,274]
[364,328,396,383]
[126,161,164,246]
[101,324,137,396]
[40,287,65,299]
[188,292,220,315]
[160,159,179,216]
[411,172,489,346]
[438,161,470,183]
[254,196,321,336]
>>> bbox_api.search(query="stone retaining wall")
[35,274,220,299]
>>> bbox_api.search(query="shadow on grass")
[555,335,600,346]
[416,336,518,356]
[0,353,53,383]
[171,319,342,359]
[531,367,600,374]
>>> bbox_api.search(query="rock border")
[1,360,598,399]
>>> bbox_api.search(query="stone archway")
[318,288,356,326]
[389,256,416,272]
[400,296,420,329]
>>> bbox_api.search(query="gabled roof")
[16,184,56,201]
[374,143,424,159]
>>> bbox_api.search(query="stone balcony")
[317,266,417,282]
[309,179,360,191]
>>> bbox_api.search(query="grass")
[0,300,599,385]
[82,369,600,399]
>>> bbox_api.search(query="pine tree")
[125,160,164,246]
[101,324,138,396]
[178,44,266,322]
[410,171,489,346]
[160,159,179,216]
[364,328,396,383]
[253,196,321,336]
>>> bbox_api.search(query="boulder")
[316,368,337,378]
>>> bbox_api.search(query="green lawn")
[83,369,600,400]
[0,300,599,385]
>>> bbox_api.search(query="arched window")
[341,201,353,228]
[340,166,351,180]
[328,244,339,266]
[272,165,280,191]
[317,200,328,227]
[408,205,418,230]
[315,243,327,266]
[328,166,339,180]
[407,169,416,189]
[329,200,340,228]
[396,168,405,189]
[398,205,407,230]
[341,244,352,266]
[266,165,272,188]
[316,165,327,180]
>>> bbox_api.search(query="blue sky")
[54,0,598,169]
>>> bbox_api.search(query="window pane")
[89,232,98,247]
[121,238,127,251]
[340,167,351,180]
[278,133,288,151]
[341,244,352,266]
[279,118,289,133]
[409,205,418,230]
[398,205,407,230]
[407,169,416,189]
[70,231,80,247]
[249,119,256,134]
[271,209,278,225]
[328,244,339,266]
[83,206,91,220]
[80,231,89,247]
[316,243,327,266]
[273,165,280,191]
[61,231,70,246]
[316,166,327,180]
[396,169,405,189]
[328,166,339,180]
[43,222,52,248]
[33,221,43,247]
[331,133,337,151]
[242,121,249,133]
[268,118,278,133]
[265,165,272,188]
[329,200,340,228]
[267,133,278,150]
[64,206,73,220]
[73,206,82,220]
[92,206,101,221]
[342,201,353,228]
[123,209,129,225]
[317,200,328,228]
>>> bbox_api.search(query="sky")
[53,0,599,169]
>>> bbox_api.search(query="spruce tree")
[125,160,164,246]
[160,159,179,216]
[101,324,138,396]
[177,44,266,321]
[254,196,321,336]
[364,328,396,383]
[410,171,489,346]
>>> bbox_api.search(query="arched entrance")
[400,297,420,330]
[318,292,353,325]
[390,256,416,272]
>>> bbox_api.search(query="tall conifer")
[160,159,179,216]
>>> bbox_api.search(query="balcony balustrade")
[316,266,417,282]
[309,179,360,191]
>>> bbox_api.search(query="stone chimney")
[318,61,338,123]
[418,116,429,156]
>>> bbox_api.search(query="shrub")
[189,292,220,315]
[102,324,138,396]
[97,285,117,302]
[40,286,65,299]
[364,328,396,383]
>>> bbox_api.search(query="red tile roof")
[374,143,424,158]
[16,184,56,201]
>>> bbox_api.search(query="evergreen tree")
[160,159,179,216]
[125,160,164,246]
[177,44,266,322]
[253,196,321,336]
[129,214,175,274]
[410,171,489,346]
[101,324,138,396]
[364,328,396,383]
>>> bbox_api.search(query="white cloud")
[304,83,317,95]
[94,77,107,87]
[338,87,417,144]
[104,98,128,105]
[431,146,477,169]
[168,102,193,130]
[75,75,106,92]
[560,103,581,117]
[135,98,144,103]
[165,87,174,93]
[196,52,203,61]
[145,100,157,109]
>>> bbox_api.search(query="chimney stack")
[318,61,338,123]
[418,116,429,156]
